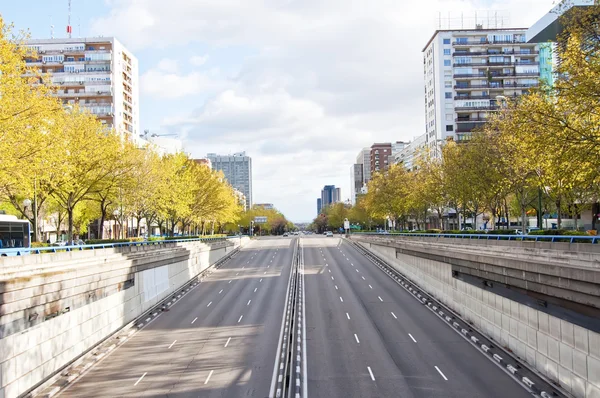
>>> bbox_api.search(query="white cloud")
[190,55,209,66]
[93,0,556,221]
[140,66,230,99]
[156,58,178,72]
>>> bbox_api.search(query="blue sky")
[2,0,555,222]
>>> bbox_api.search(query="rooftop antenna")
[66,0,72,38]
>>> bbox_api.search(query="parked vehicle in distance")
[326,231,333,237]
[283,232,289,237]
[514,228,540,235]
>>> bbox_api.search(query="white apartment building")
[394,134,427,171]
[26,37,140,139]
[423,28,539,153]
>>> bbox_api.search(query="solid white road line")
[391,312,397,319]
[238,315,243,323]
[204,370,214,384]
[367,366,375,381]
[224,337,231,347]
[378,296,383,302]
[435,366,448,381]
[340,296,344,302]
[409,333,417,343]
[354,334,360,344]
[247,300,252,306]
[134,372,147,386]
[207,301,212,307]
[346,312,350,320]
[219,289,223,294]
[191,317,198,324]
[168,340,177,349]
[369,284,373,289]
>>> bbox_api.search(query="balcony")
[515,71,540,77]
[453,39,528,46]
[54,90,113,98]
[454,95,491,100]
[456,117,489,122]
[453,49,539,57]
[455,105,499,112]
[453,73,487,79]
[456,125,485,133]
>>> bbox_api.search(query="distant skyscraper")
[207,152,253,206]
[317,198,322,215]
[320,185,341,211]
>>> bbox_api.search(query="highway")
[302,236,531,398]
[60,235,533,398]
[60,237,294,398]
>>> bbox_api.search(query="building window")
[445,92,452,99]
[443,49,451,55]
[456,37,468,44]
[444,80,452,88]
[446,125,454,132]
[444,60,451,66]
[443,38,450,44]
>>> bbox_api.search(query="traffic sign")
[254,216,267,224]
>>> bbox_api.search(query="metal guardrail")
[0,235,248,256]
[355,232,599,244]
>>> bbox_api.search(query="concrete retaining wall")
[356,239,600,398]
[0,237,249,398]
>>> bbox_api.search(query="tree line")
[0,18,242,243]
[313,7,600,233]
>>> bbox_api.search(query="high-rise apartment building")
[357,148,371,183]
[350,164,364,205]
[207,152,253,206]
[26,37,139,138]
[422,28,539,152]
[370,143,392,174]
[317,198,322,215]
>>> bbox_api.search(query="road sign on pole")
[254,216,267,224]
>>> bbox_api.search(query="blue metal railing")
[355,232,599,244]
[0,235,248,256]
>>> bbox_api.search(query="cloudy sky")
[4,0,554,221]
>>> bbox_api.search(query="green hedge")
[85,238,144,245]
[31,242,50,248]
[528,229,587,236]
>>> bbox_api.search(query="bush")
[85,238,144,245]
[527,229,587,236]
[425,229,442,233]
[486,229,518,235]
[31,242,50,248]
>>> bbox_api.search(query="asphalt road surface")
[60,237,294,398]
[302,235,531,398]
[61,235,532,398]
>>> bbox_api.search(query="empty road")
[60,237,294,398]
[61,235,532,398]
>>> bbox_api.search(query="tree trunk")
[556,198,562,229]
[99,211,106,239]
[67,206,74,245]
